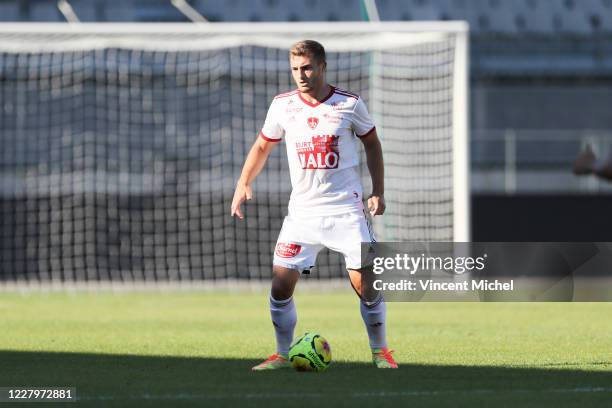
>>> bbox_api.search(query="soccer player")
[573,144,612,182]
[231,40,397,370]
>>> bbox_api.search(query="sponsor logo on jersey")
[275,243,302,258]
[330,101,345,111]
[323,113,342,124]
[296,135,339,169]
[307,117,319,129]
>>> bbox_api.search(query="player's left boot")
[251,353,290,371]
[372,347,398,369]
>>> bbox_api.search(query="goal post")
[0,22,469,283]
[452,25,470,244]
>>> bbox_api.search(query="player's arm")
[231,136,278,219]
[360,130,385,216]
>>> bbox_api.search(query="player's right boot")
[251,353,290,371]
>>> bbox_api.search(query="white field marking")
[76,387,612,401]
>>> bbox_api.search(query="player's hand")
[231,183,253,219]
[367,194,385,216]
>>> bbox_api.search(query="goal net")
[0,23,469,283]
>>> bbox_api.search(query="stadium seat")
[102,2,135,22]
[29,0,64,22]
[0,0,609,34]
[0,1,20,22]
[66,0,98,22]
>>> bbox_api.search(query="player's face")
[290,54,326,94]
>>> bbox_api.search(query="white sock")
[360,295,387,350]
[270,295,297,356]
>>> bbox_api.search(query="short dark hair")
[289,40,326,64]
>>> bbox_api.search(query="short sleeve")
[352,98,376,139]
[259,99,284,142]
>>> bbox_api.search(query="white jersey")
[260,86,376,217]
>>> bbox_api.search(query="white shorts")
[273,210,375,273]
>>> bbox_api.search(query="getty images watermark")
[371,252,514,292]
[361,242,612,301]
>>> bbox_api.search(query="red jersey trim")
[357,126,376,139]
[259,132,281,142]
[274,89,299,99]
[298,86,335,107]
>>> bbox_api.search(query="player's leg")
[252,265,299,371]
[269,265,299,356]
[253,216,321,371]
[325,211,398,368]
[347,266,397,368]
[347,265,387,351]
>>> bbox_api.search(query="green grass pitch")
[1,290,611,407]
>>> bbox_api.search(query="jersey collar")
[298,85,335,108]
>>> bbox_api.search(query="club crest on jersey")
[275,243,302,258]
[307,117,319,129]
[296,135,339,169]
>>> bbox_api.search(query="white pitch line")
[76,387,612,401]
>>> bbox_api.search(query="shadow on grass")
[1,351,611,407]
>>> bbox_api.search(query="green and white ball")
[288,332,332,372]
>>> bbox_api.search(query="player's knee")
[354,286,379,303]
[271,278,295,300]
[271,266,299,300]
[349,266,379,302]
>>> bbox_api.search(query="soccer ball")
[288,332,332,372]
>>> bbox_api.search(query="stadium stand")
[1,0,611,193]
[0,0,610,34]
[0,0,612,35]
[1,0,611,195]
